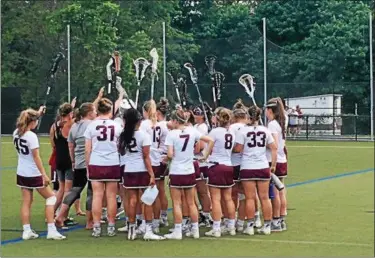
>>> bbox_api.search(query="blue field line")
[0,166,17,171]
[1,167,374,246]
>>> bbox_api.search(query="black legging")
[62,168,93,211]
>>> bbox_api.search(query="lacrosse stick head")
[211,72,225,100]
[149,48,159,73]
[183,63,198,84]
[205,55,217,75]
[133,58,150,82]
[239,74,256,97]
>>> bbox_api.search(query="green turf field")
[1,137,374,256]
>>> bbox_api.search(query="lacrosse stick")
[239,74,263,125]
[167,72,182,106]
[115,76,135,110]
[184,63,211,130]
[211,71,225,109]
[37,52,65,130]
[133,57,150,107]
[204,55,217,75]
[106,51,121,95]
[177,74,188,108]
[150,48,159,100]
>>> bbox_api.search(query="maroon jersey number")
[180,134,190,152]
[96,125,115,141]
[224,134,233,149]
[247,131,266,148]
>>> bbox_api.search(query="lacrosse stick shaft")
[135,81,140,107]
[194,83,211,130]
[150,74,155,100]
[212,87,217,109]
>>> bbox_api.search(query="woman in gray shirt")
[55,103,97,229]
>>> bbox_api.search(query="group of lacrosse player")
[13,51,288,242]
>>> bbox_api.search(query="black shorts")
[73,168,88,188]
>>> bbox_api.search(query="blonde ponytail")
[143,100,157,126]
[16,108,39,136]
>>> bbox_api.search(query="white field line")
[203,237,373,247]
[3,142,373,148]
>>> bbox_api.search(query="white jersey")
[123,130,152,173]
[156,120,169,157]
[229,122,245,166]
[165,126,202,175]
[140,119,161,166]
[114,118,127,166]
[236,125,274,170]
[266,120,287,163]
[84,118,122,166]
[194,123,209,167]
[13,130,40,177]
[208,127,235,167]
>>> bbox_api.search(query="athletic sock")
[228,219,235,229]
[161,210,168,217]
[237,219,244,228]
[23,224,31,232]
[191,222,199,231]
[174,223,182,234]
[247,218,255,228]
[47,223,57,232]
[146,221,153,233]
[213,221,221,231]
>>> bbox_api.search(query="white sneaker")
[128,225,137,240]
[136,223,146,236]
[153,226,160,234]
[47,230,66,240]
[255,216,262,228]
[144,231,165,241]
[22,230,39,240]
[226,227,236,236]
[205,229,221,238]
[258,225,271,235]
[243,226,254,236]
[235,224,244,232]
[118,224,128,232]
[164,231,182,240]
[185,228,199,239]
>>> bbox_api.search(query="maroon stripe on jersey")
[17,175,44,189]
[233,165,241,182]
[207,164,234,188]
[88,165,121,181]
[169,173,196,188]
[123,172,150,189]
[240,168,271,180]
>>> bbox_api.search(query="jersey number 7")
[179,134,190,152]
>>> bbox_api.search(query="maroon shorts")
[153,165,165,181]
[123,172,150,189]
[268,162,288,178]
[200,166,209,180]
[120,165,125,184]
[169,173,196,188]
[88,165,121,182]
[240,168,271,181]
[207,165,234,188]
[193,161,201,180]
[233,165,241,182]
[17,175,44,189]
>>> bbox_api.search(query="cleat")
[47,230,66,240]
[257,225,271,235]
[243,226,255,235]
[160,216,169,227]
[128,225,137,240]
[143,231,165,241]
[281,220,287,231]
[185,228,199,239]
[107,226,116,237]
[255,216,262,228]
[271,223,282,232]
[22,230,39,240]
[91,227,101,238]
[205,229,221,238]
[164,231,182,240]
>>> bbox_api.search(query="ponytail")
[118,108,142,155]
[143,100,157,126]
[16,109,39,136]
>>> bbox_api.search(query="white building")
[286,94,343,135]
